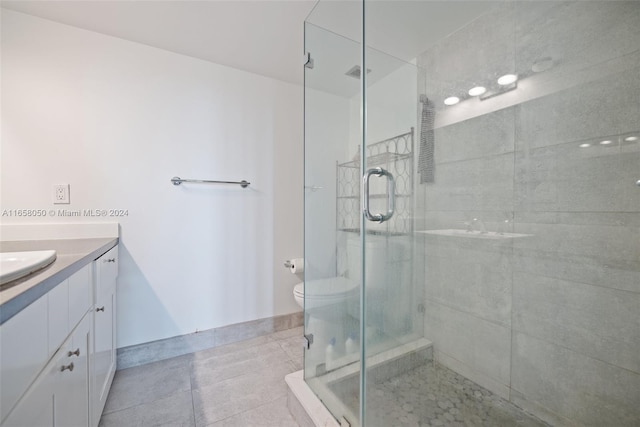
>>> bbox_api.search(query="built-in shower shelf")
[338,228,408,236]
[416,229,532,240]
[337,194,411,199]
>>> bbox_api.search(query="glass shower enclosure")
[303,1,640,426]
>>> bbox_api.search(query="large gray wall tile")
[434,107,515,163]
[425,240,512,326]
[512,221,640,269]
[515,2,640,93]
[423,153,514,212]
[513,272,640,373]
[423,301,511,392]
[515,136,640,213]
[511,332,640,427]
[514,66,640,151]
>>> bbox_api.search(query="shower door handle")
[363,167,395,223]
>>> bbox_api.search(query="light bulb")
[497,74,518,86]
[468,86,486,97]
[579,143,591,148]
[624,136,638,142]
[444,96,460,106]
[599,140,613,145]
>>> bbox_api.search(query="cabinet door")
[0,296,48,422]
[54,314,91,427]
[0,358,54,427]
[93,287,115,425]
[93,246,117,426]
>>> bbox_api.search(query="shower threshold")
[287,338,433,427]
[287,337,550,427]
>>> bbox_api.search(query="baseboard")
[116,311,303,369]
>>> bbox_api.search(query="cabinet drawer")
[0,296,48,423]
[96,246,117,296]
[68,265,91,329]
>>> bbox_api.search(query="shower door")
[303,4,365,423]
[303,1,425,425]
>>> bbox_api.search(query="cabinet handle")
[104,258,116,263]
[68,348,80,357]
[96,306,105,312]
[61,362,74,372]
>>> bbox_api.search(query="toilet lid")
[294,277,357,298]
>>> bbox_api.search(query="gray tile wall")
[416,1,640,425]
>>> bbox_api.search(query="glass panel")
[303,2,363,423]
[362,1,640,426]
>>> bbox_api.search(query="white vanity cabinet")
[0,244,118,427]
[92,245,118,426]
[2,312,92,427]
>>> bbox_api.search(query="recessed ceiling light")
[599,140,613,145]
[579,143,591,148]
[497,74,518,85]
[468,86,486,97]
[624,136,638,142]
[444,96,460,106]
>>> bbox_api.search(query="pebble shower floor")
[338,363,550,427]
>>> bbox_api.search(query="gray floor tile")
[271,326,303,341]
[101,327,304,427]
[191,335,273,362]
[192,360,296,426]
[104,355,192,413]
[278,335,304,363]
[99,390,195,427]
[190,342,290,389]
[206,396,298,427]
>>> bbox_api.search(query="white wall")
[0,10,302,347]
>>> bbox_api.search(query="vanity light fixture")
[497,74,518,86]
[468,86,486,97]
[444,96,460,106]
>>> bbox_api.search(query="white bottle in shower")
[345,334,357,354]
[325,337,336,365]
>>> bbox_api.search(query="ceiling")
[1,0,491,86]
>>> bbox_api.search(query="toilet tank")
[346,234,397,290]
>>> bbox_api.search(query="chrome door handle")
[362,167,395,223]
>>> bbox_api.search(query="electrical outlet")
[53,184,70,204]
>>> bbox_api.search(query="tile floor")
[99,327,304,427]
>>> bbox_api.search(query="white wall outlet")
[53,184,70,204]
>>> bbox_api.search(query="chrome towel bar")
[171,176,250,188]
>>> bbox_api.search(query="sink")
[0,250,57,285]
[416,229,532,240]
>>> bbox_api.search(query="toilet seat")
[293,277,358,309]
